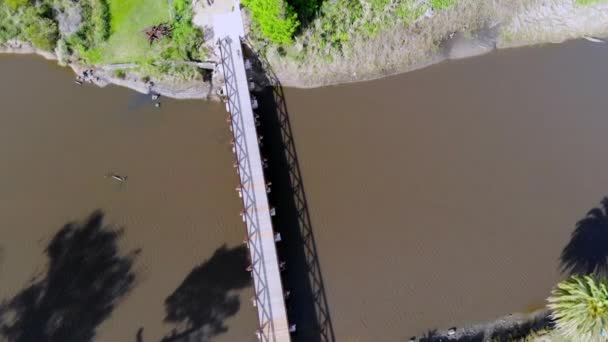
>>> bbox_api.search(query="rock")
[447,327,457,336]
[155,102,161,108]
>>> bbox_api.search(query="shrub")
[170,0,204,60]
[575,0,608,5]
[308,0,363,51]
[395,2,426,23]
[431,0,457,10]
[547,275,608,341]
[91,0,110,42]
[242,0,300,44]
[0,5,20,43]
[21,4,59,51]
[55,38,70,65]
[25,22,59,51]
[113,69,126,79]
[66,0,110,62]
[288,0,321,25]
[5,0,29,9]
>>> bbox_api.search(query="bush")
[91,0,110,42]
[5,0,29,9]
[242,0,299,44]
[170,0,204,60]
[66,0,110,62]
[0,5,20,43]
[288,0,321,25]
[575,0,608,5]
[24,17,58,50]
[113,69,126,79]
[55,38,70,65]
[21,3,57,50]
[431,0,457,10]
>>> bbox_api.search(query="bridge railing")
[218,36,287,342]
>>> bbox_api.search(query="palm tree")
[547,275,608,341]
[561,197,608,276]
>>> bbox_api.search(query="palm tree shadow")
[161,245,251,342]
[560,196,608,276]
[0,210,139,342]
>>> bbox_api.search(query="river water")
[1,39,608,341]
[0,55,257,342]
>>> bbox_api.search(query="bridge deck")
[215,7,291,342]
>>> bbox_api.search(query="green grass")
[95,0,171,63]
[575,0,608,5]
[431,0,457,10]
[395,2,427,23]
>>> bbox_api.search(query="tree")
[547,275,608,341]
[24,16,58,51]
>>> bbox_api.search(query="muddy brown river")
[1,39,608,341]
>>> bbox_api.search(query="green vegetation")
[547,275,608,340]
[244,0,461,74]
[1,0,204,80]
[0,0,59,50]
[431,0,456,10]
[94,0,170,63]
[242,0,299,43]
[70,0,204,67]
[66,0,111,62]
[576,0,608,5]
[5,0,28,9]
[245,0,458,49]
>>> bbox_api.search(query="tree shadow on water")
[161,245,251,342]
[560,196,608,276]
[0,210,139,342]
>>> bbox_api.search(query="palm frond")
[547,275,608,341]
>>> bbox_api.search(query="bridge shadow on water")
[245,45,336,342]
[0,210,139,342]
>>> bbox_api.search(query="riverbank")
[0,40,214,99]
[2,0,607,97]
[417,309,552,341]
[262,0,608,88]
